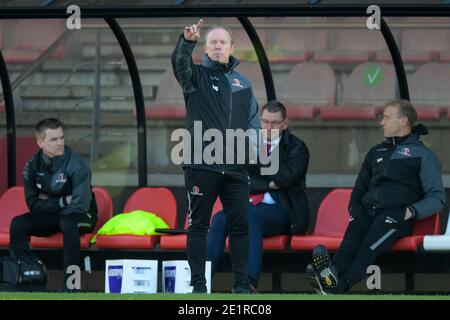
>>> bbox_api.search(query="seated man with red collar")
[207,100,310,292]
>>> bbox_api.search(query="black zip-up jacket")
[248,129,310,234]
[172,35,260,174]
[23,146,98,221]
[349,124,445,220]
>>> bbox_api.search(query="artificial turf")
[1,292,449,300]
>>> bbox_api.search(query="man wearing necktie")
[207,100,310,292]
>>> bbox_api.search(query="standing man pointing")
[172,19,260,293]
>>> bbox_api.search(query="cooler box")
[162,260,211,294]
[105,259,158,294]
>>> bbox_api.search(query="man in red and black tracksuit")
[307,100,445,294]
[172,20,260,293]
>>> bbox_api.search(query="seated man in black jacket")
[207,100,310,292]
[306,99,445,294]
[9,118,98,291]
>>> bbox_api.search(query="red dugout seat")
[0,186,28,247]
[158,221,188,250]
[292,188,441,252]
[291,188,351,251]
[391,213,440,251]
[214,198,290,251]
[95,187,177,249]
[261,235,290,251]
[30,187,113,249]
[160,196,289,251]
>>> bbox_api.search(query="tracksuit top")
[349,124,445,220]
[23,146,98,221]
[172,34,260,174]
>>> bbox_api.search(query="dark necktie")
[265,143,271,156]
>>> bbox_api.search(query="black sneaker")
[232,286,252,294]
[192,285,207,293]
[312,245,339,290]
[306,263,327,295]
[249,283,259,294]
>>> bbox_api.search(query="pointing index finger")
[197,19,204,29]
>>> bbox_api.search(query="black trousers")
[9,211,95,272]
[184,168,250,289]
[332,206,414,289]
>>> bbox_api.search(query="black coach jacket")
[349,124,445,220]
[172,35,260,174]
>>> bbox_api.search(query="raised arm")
[171,19,203,93]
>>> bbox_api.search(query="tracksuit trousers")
[184,168,250,290]
[332,206,415,290]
